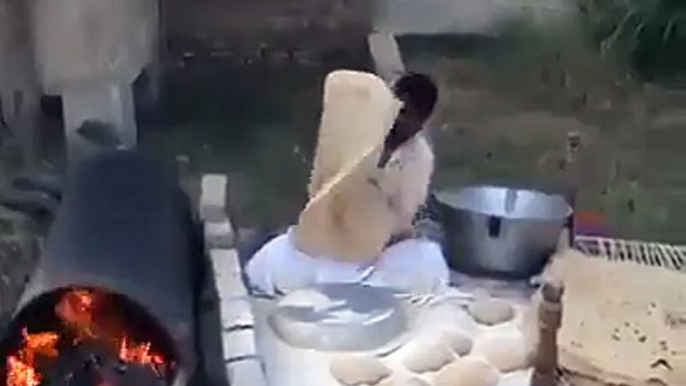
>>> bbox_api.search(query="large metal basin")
[435,186,571,279]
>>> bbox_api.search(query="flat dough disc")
[537,249,686,386]
[402,340,455,373]
[472,331,529,372]
[330,355,392,386]
[467,296,515,326]
[433,357,500,386]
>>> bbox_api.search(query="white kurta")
[246,228,449,296]
[376,134,434,236]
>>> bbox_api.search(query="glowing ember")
[5,288,172,386]
[6,330,59,386]
[119,338,166,376]
[55,289,97,341]
[7,356,41,386]
[20,330,59,364]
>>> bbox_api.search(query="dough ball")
[330,355,392,386]
[403,341,455,373]
[472,332,530,373]
[433,357,499,386]
[440,329,473,357]
[467,297,515,326]
[377,374,432,386]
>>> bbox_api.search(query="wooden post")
[531,281,564,386]
[564,131,581,247]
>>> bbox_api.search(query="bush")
[577,0,686,85]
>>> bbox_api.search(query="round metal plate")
[268,283,408,352]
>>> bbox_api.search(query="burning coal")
[5,288,174,386]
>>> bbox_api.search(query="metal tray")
[267,283,408,352]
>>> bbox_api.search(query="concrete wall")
[0,0,42,323]
[33,0,159,93]
[0,0,41,169]
[165,0,372,59]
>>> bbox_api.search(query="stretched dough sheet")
[294,70,402,261]
[540,249,686,386]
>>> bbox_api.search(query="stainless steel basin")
[435,186,571,279]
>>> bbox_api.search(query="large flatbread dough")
[537,249,686,386]
[294,70,401,261]
[433,357,500,386]
[402,340,455,373]
[330,355,392,386]
[471,331,530,372]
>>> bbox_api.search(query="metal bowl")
[435,186,571,279]
[267,283,408,352]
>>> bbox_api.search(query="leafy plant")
[577,0,686,84]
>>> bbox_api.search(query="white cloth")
[374,134,434,235]
[246,228,449,296]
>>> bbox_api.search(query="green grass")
[577,0,686,84]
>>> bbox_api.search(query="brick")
[222,328,257,360]
[226,358,267,386]
[204,219,235,249]
[210,249,248,298]
[199,174,228,222]
[220,296,254,329]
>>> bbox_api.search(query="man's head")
[393,72,438,124]
[381,73,438,160]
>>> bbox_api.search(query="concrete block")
[199,174,228,221]
[226,358,267,386]
[210,249,248,298]
[368,32,405,84]
[220,296,254,329]
[209,248,241,273]
[204,219,235,249]
[222,328,257,360]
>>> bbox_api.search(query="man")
[246,70,447,296]
[375,72,438,241]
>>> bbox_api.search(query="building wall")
[0,0,42,323]
[165,0,372,60]
[0,0,40,139]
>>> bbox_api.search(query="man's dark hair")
[393,72,438,121]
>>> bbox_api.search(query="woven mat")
[543,237,686,386]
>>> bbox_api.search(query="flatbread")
[294,70,402,261]
[538,249,686,386]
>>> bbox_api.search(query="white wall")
[32,0,159,94]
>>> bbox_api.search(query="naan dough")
[330,355,392,386]
[377,375,432,386]
[467,296,515,326]
[433,357,500,386]
[472,332,530,372]
[440,329,473,356]
[403,341,455,373]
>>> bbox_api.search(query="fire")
[118,338,167,376]
[54,289,97,341]
[7,357,41,386]
[6,330,59,386]
[6,288,172,386]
